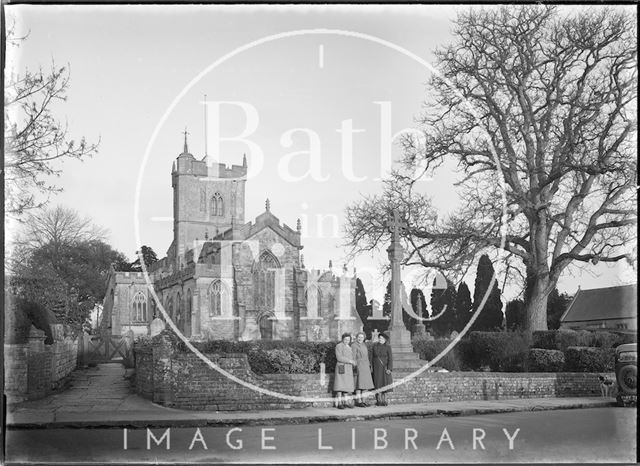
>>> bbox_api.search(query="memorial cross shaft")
[385,211,408,331]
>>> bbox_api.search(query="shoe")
[337,404,345,409]
[346,403,354,408]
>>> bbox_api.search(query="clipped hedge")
[467,331,531,371]
[533,329,636,351]
[526,348,565,372]
[564,346,616,372]
[532,330,592,351]
[412,337,464,371]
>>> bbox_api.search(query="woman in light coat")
[333,332,355,409]
[352,332,374,407]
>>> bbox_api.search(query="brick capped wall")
[134,335,614,411]
[4,324,78,402]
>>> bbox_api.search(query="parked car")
[615,343,637,407]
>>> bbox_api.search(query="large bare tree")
[344,6,637,331]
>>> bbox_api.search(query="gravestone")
[150,318,166,337]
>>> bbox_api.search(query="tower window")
[200,189,206,211]
[211,193,224,217]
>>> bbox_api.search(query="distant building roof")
[561,284,637,323]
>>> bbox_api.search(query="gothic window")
[185,288,192,336]
[210,192,224,217]
[208,280,226,317]
[253,251,280,312]
[327,292,335,316]
[132,292,147,322]
[304,286,322,317]
[176,292,182,325]
[167,297,173,321]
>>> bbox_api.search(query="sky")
[5,4,636,303]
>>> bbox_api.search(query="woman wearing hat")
[333,332,356,409]
[370,331,393,406]
[352,332,374,407]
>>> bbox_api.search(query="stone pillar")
[387,238,413,352]
[385,213,423,370]
[152,332,175,405]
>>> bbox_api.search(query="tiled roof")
[561,284,637,323]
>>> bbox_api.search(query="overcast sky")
[5,4,636,303]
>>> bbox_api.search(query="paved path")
[7,363,617,429]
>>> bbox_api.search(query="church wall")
[298,271,363,342]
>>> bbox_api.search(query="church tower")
[171,131,247,259]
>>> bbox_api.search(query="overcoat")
[333,342,355,393]
[352,341,375,390]
[370,342,393,392]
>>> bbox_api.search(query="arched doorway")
[258,313,274,340]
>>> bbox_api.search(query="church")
[101,135,363,341]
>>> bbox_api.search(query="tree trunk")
[524,271,550,331]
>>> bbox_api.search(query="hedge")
[533,330,636,351]
[467,331,531,371]
[412,337,465,371]
[563,346,616,372]
[532,330,592,351]
[526,349,565,372]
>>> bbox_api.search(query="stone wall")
[4,324,78,402]
[134,335,614,411]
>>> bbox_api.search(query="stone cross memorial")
[385,211,423,370]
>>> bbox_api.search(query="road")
[5,407,636,463]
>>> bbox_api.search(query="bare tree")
[4,27,99,216]
[9,205,108,272]
[344,6,637,331]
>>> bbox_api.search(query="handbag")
[338,364,345,374]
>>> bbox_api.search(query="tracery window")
[132,292,147,322]
[253,251,279,312]
[208,280,226,317]
[210,192,224,217]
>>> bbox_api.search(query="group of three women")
[333,331,393,409]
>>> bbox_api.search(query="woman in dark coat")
[370,332,393,406]
[333,333,355,409]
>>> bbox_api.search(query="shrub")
[612,332,637,347]
[412,337,463,371]
[468,331,530,371]
[168,336,339,374]
[526,349,565,372]
[588,331,619,349]
[564,346,616,372]
[532,330,591,351]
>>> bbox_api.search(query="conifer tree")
[471,255,504,331]
[453,281,472,332]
